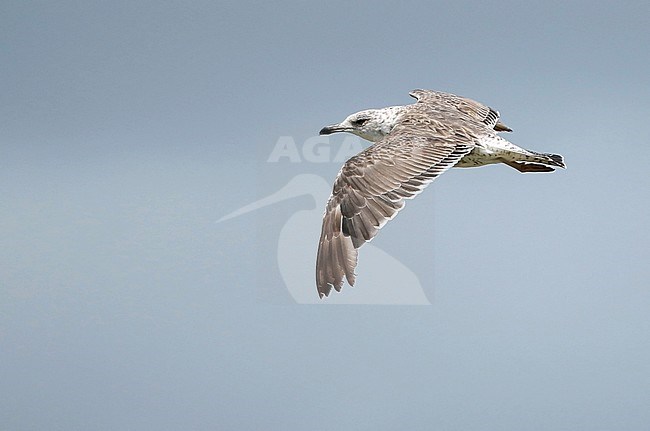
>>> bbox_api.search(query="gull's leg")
[502,160,555,173]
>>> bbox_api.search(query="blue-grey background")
[2,1,650,429]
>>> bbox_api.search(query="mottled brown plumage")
[409,89,512,132]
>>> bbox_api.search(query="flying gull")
[315,89,565,298]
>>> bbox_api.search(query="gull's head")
[319,106,402,142]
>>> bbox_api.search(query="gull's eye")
[351,118,369,127]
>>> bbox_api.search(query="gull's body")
[316,89,565,298]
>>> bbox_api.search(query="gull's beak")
[319,124,347,135]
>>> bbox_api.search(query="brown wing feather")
[409,89,512,132]
[316,115,475,298]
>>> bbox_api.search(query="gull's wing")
[409,89,512,132]
[316,113,476,298]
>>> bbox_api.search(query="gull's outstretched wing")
[316,111,476,298]
[409,89,512,132]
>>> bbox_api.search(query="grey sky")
[2,1,650,430]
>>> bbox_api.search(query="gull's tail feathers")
[505,152,566,173]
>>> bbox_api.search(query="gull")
[316,89,565,298]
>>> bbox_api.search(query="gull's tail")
[530,151,566,169]
[504,151,566,173]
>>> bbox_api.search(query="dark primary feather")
[316,103,479,298]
